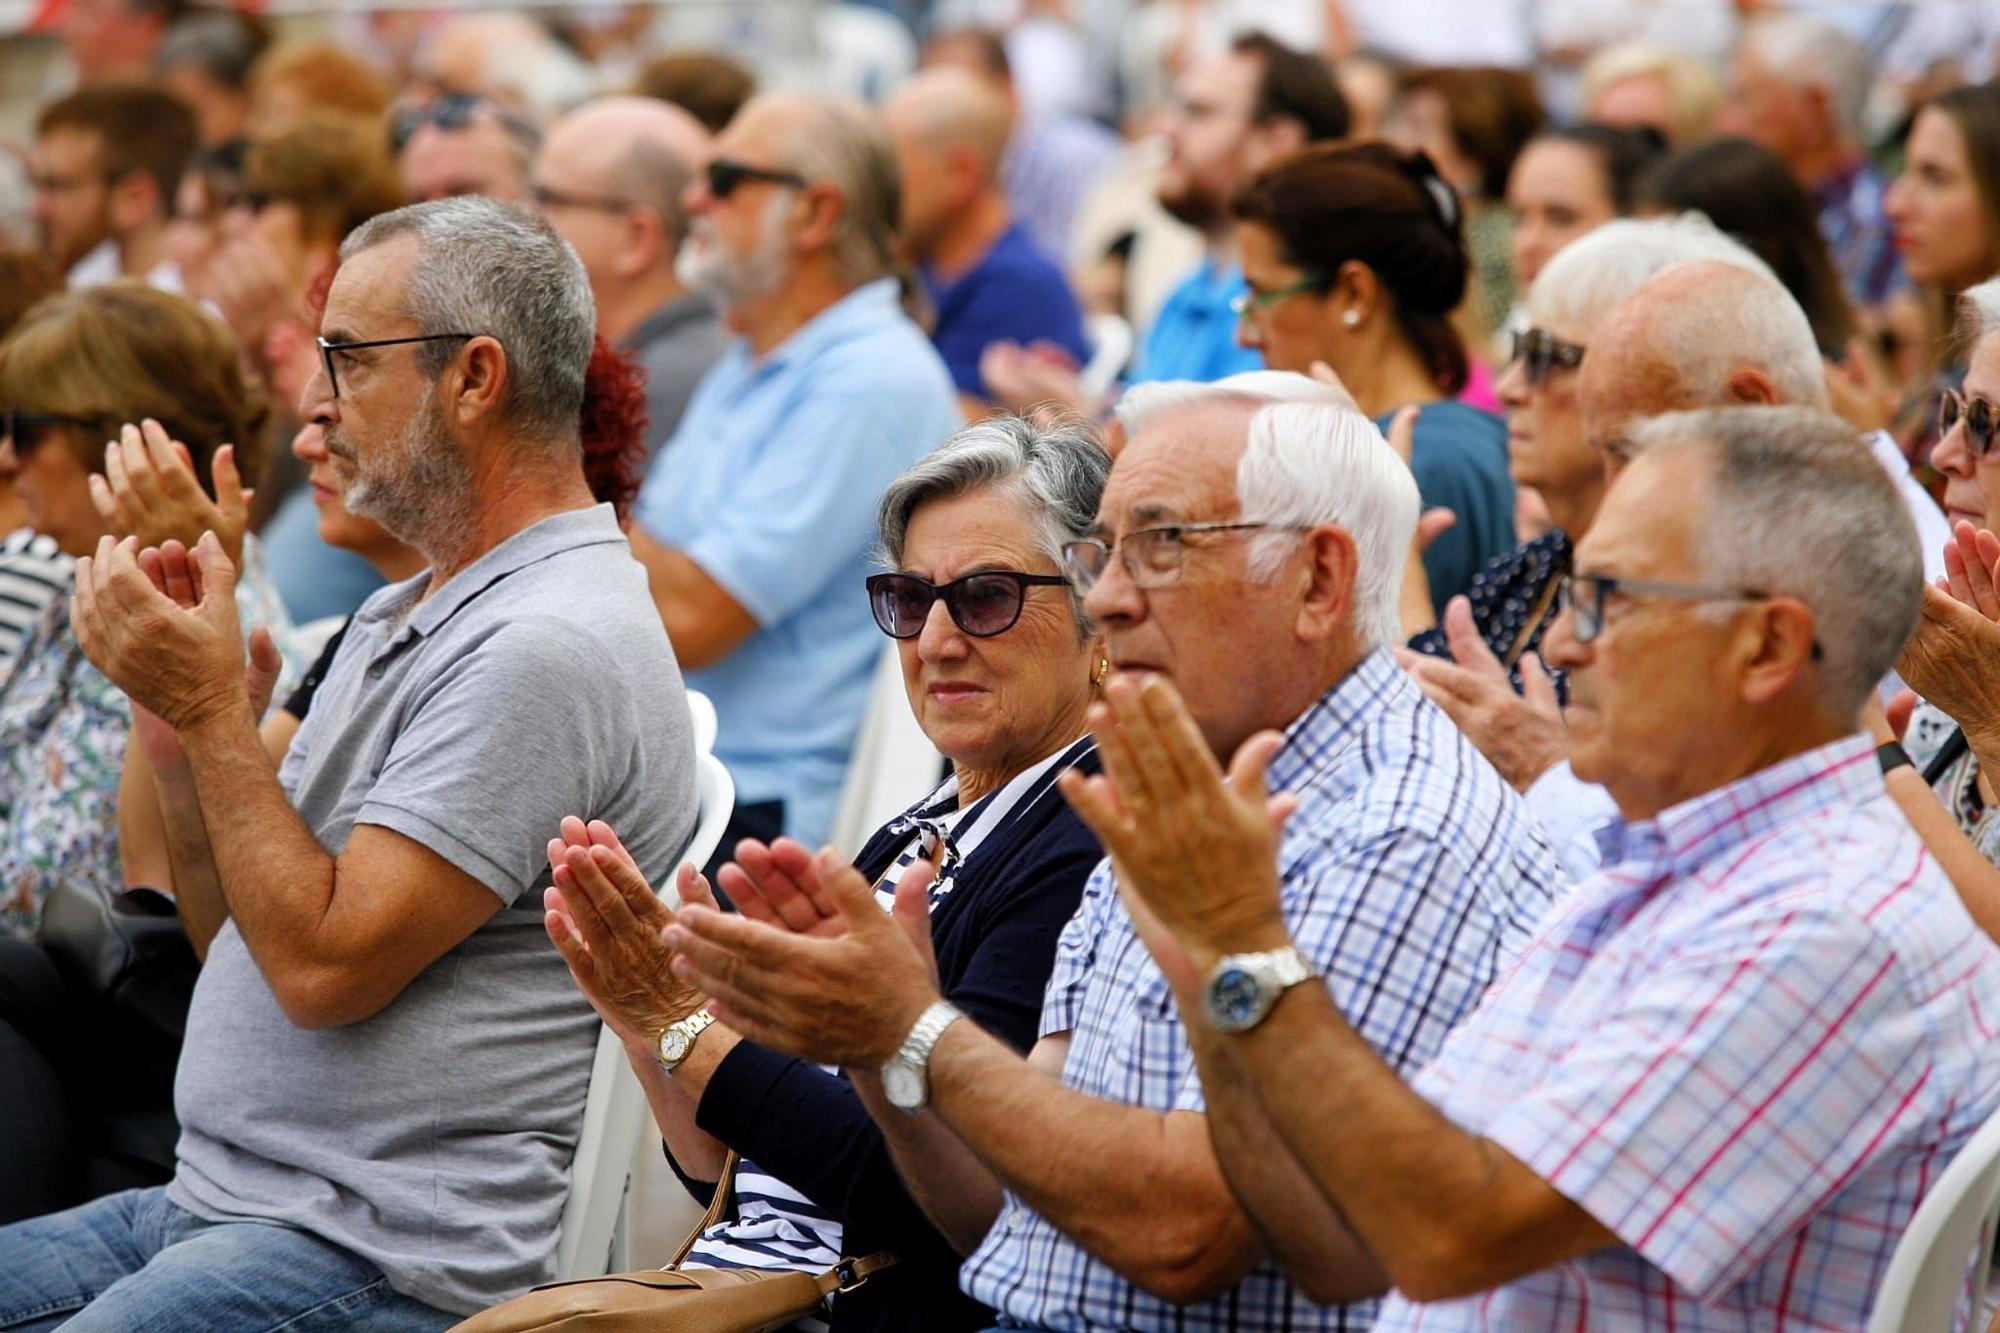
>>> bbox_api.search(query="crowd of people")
[11,1,2000,1330]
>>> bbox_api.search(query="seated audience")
[1231,141,1516,614]
[1720,12,1902,310]
[634,48,755,134]
[163,140,246,301]
[30,85,197,291]
[1079,406,2000,1330]
[1578,41,1721,146]
[0,249,67,676]
[661,388,1561,1329]
[883,69,1088,417]
[394,92,537,205]
[0,197,697,1326]
[627,93,959,852]
[1504,123,1665,318]
[475,417,1111,1332]
[152,8,269,148]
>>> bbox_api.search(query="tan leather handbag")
[449,1152,897,1333]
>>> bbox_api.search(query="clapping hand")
[123,539,282,768]
[1057,673,1297,974]
[90,421,252,567]
[1899,522,2000,748]
[716,836,849,938]
[1395,595,1565,792]
[72,531,249,733]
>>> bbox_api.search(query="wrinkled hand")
[1394,595,1566,792]
[90,421,251,567]
[718,836,848,938]
[73,532,248,732]
[663,849,941,1069]
[1939,521,2000,621]
[1897,581,2000,747]
[1058,673,1297,970]
[124,538,282,770]
[542,816,719,1048]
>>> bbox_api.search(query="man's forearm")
[152,758,230,957]
[850,1066,1005,1255]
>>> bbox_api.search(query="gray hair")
[877,415,1110,633]
[1742,14,1871,142]
[775,96,901,288]
[155,10,264,87]
[341,196,596,445]
[622,137,694,247]
[1642,266,1829,409]
[1114,371,1354,438]
[1530,214,1775,339]
[1961,276,2000,343]
[1627,406,1919,716]
[1239,402,1419,651]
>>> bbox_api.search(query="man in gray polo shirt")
[0,197,697,1331]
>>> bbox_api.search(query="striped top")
[687,735,1097,1287]
[0,528,69,680]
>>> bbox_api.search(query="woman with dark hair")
[1505,123,1666,297]
[1231,140,1515,614]
[1642,135,1858,356]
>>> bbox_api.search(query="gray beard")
[339,384,479,570]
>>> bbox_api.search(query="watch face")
[1207,966,1266,1032]
[882,1060,926,1111]
[660,1029,691,1067]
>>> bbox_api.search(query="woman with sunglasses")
[507,418,1110,1333]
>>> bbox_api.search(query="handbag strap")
[667,1149,739,1270]
[814,1251,899,1296]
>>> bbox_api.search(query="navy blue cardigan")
[681,749,1104,1332]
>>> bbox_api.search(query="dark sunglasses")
[866,571,1069,640]
[0,409,95,459]
[1940,388,2000,458]
[390,92,541,155]
[705,158,807,199]
[1511,327,1588,387]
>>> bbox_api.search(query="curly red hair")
[579,336,649,523]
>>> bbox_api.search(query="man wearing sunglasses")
[626,93,959,857]
[396,91,535,206]
[1094,405,2000,1332]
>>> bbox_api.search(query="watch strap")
[893,999,965,1072]
[657,1007,717,1072]
[1877,739,1914,776]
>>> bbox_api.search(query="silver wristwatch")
[880,1000,965,1113]
[657,1008,717,1072]
[1202,946,1315,1034]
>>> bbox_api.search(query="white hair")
[1645,266,1830,409]
[1529,213,1775,339]
[1113,370,1353,438]
[1742,14,1871,142]
[1627,406,1920,718]
[1962,276,2000,342]
[1238,402,1419,651]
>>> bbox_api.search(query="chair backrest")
[554,693,735,1279]
[1079,312,1134,405]
[828,640,946,857]
[1867,1105,2000,1332]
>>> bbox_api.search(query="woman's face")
[0,424,110,558]
[1931,331,2000,532]
[893,485,1099,782]
[166,174,223,295]
[1888,108,1997,292]
[1495,311,1599,534]
[1506,140,1616,293]
[1234,219,1339,375]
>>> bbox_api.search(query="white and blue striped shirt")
[959,651,1563,1330]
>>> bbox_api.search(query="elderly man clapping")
[660,385,1560,1331]
[1072,405,2000,1328]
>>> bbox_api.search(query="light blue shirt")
[633,278,959,844]
[1128,258,1263,385]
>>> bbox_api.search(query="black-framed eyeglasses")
[1511,327,1588,388]
[866,570,1070,639]
[1939,388,2000,458]
[1556,573,1772,645]
[0,409,97,461]
[390,92,542,156]
[531,182,635,215]
[1060,521,1307,595]
[1228,273,1331,322]
[316,333,479,399]
[705,158,807,199]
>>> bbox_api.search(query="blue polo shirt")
[1128,257,1263,384]
[634,278,960,844]
[922,222,1088,400]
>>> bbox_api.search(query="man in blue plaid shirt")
[668,386,1562,1331]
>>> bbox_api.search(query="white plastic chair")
[1867,1106,2000,1332]
[553,691,735,1279]
[1079,312,1134,405]
[828,641,946,857]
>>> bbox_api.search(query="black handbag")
[35,882,200,1043]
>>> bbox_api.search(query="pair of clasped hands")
[542,676,1298,1073]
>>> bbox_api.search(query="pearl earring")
[1341,310,1361,329]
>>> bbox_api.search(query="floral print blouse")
[0,538,302,937]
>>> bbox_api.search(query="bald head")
[1581,259,1829,470]
[539,96,710,220]
[884,68,1014,179]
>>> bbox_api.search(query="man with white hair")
[1089,405,2000,1328]
[628,92,959,854]
[660,389,1561,1329]
[532,97,725,450]
[1720,13,1902,308]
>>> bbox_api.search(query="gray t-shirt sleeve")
[354,622,633,904]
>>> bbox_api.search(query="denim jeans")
[0,1187,457,1332]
